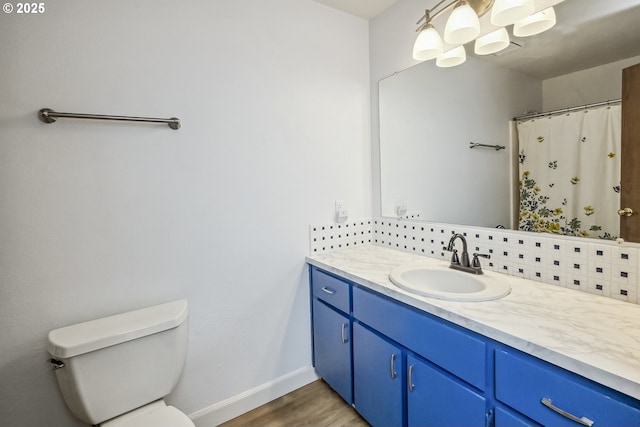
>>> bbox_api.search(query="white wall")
[543,55,640,110]
[0,1,371,425]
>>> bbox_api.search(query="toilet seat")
[101,400,194,427]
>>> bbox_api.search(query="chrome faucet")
[443,233,490,275]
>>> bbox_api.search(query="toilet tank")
[47,300,189,425]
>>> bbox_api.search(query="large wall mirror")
[380,0,640,242]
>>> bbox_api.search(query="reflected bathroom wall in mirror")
[379,0,640,241]
[380,58,540,227]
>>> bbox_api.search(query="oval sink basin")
[389,265,511,301]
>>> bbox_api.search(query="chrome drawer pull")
[390,354,397,379]
[408,364,415,392]
[541,398,594,427]
[321,286,336,295]
[341,323,348,344]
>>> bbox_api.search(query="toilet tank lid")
[47,299,188,358]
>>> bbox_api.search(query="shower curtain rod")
[514,98,622,122]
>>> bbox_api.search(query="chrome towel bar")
[38,108,180,130]
[469,142,505,151]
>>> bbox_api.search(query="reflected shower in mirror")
[379,0,640,241]
[516,104,621,239]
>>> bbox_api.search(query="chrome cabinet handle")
[408,364,415,392]
[390,354,397,379]
[321,286,336,295]
[541,398,594,427]
[341,323,348,344]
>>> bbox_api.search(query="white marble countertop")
[306,244,640,400]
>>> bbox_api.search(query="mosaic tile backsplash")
[309,217,640,305]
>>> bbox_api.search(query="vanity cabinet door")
[407,354,486,427]
[353,323,404,427]
[312,299,352,403]
[494,407,541,427]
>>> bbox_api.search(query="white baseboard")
[190,366,319,427]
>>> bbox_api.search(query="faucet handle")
[442,248,460,264]
[472,253,490,268]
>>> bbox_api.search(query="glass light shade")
[436,46,466,68]
[491,0,535,27]
[413,24,443,61]
[444,1,480,45]
[513,7,556,37]
[474,27,510,55]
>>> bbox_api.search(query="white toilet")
[47,299,194,427]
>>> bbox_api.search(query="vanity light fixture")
[413,0,557,67]
[444,1,480,44]
[474,27,510,55]
[513,7,556,37]
[436,46,467,67]
[491,0,535,27]
[413,19,444,60]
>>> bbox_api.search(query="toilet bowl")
[101,401,192,427]
[47,300,194,426]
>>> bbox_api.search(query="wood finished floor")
[219,380,370,427]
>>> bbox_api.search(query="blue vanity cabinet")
[310,268,353,403]
[495,349,640,427]
[309,265,640,427]
[352,322,404,427]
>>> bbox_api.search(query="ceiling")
[312,0,399,20]
[313,0,640,80]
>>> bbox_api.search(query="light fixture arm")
[416,9,429,26]
[415,0,457,31]
[416,0,495,31]
[416,0,450,23]
[415,9,430,31]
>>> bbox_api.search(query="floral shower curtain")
[517,105,621,239]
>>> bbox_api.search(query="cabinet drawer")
[353,286,486,390]
[311,268,350,314]
[495,350,640,427]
